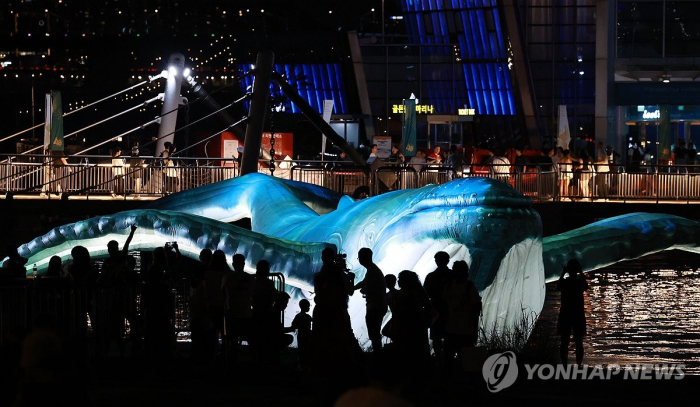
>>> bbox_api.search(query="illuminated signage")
[392,104,435,114]
[458,108,476,116]
[642,109,660,119]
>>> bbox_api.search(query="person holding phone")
[556,259,589,367]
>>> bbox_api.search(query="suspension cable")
[16,95,162,157]
[173,117,248,157]
[138,93,251,152]
[0,77,157,145]
[72,117,161,156]
[4,72,251,160]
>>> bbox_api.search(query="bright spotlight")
[183,68,191,77]
[169,67,178,77]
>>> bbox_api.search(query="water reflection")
[543,250,700,372]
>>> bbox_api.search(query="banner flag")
[321,100,334,161]
[402,99,417,156]
[44,91,65,151]
[557,105,570,150]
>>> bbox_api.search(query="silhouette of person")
[163,241,184,280]
[381,274,398,340]
[272,292,294,363]
[355,247,388,352]
[204,249,231,334]
[189,249,214,363]
[191,248,212,283]
[290,299,312,370]
[2,243,28,278]
[557,258,589,366]
[100,224,137,285]
[385,274,398,303]
[252,259,278,362]
[388,270,432,370]
[96,225,137,358]
[66,245,94,286]
[311,247,358,373]
[45,255,63,277]
[443,260,482,371]
[222,253,254,365]
[423,251,453,364]
[141,252,175,363]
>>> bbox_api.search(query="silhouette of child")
[385,274,398,303]
[291,299,313,370]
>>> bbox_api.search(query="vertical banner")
[321,100,334,161]
[43,93,52,150]
[557,105,570,149]
[43,91,64,152]
[402,99,417,156]
[658,105,672,161]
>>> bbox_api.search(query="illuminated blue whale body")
[19,174,545,341]
[15,174,700,344]
[152,174,546,338]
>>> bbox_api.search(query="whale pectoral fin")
[543,213,700,282]
[18,209,333,289]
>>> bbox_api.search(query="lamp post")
[155,53,186,155]
[382,0,385,43]
[383,0,389,136]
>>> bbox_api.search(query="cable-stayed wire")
[0,78,155,144]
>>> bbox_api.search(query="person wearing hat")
[556,259,589,366]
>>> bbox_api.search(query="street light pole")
[382,0,385,43]
[383,0,388,136]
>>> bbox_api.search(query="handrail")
[0,156,699,202]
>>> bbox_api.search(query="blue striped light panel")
[401,0,516,115]
[237,64,347,115]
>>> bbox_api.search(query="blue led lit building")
[242,0,700,160]
[4,1,700,158]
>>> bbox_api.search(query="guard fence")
[1,154,699,202]
[0,272,287,352]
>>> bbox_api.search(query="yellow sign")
[392,104,435,114]
[458,108,476,116]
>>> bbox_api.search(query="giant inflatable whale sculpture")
[14,174,700,344]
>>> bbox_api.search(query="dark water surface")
[541,250,700,373]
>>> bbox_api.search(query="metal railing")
[1,154,700,202]
[0,277,143,347]
[1,271,287,348]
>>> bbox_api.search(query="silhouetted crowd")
[0,231,486,406]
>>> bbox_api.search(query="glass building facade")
[522,0,596,144]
